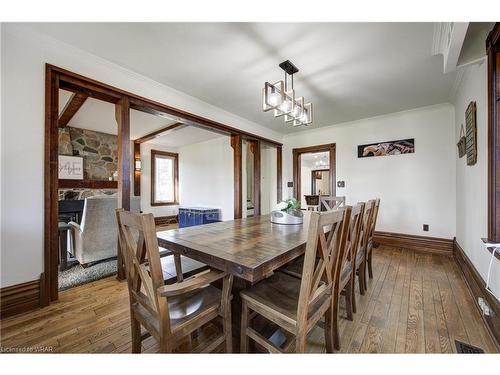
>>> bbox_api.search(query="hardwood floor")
[0,246,497,353]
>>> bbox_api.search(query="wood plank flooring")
[0,246,497,353]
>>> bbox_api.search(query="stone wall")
[58,126,118,180]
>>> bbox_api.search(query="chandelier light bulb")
[269,92,281,106]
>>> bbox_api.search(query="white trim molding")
[432,22,469,74]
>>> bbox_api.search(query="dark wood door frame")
[487,23,500,242]
[311,169,330,195]
[45,64,283,303]
[248,140,261,216]
[292,143,336,207]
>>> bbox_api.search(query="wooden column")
[249,140,261,216]
[231,135,243,219]
[277,146,282,203]
[133,142,141,196]
[116,97,130,280]
[45,67,60,303]
[487,23,500,242]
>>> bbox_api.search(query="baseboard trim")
[453,239,500,351]
[0,273,44,319]
[374,231,453,256]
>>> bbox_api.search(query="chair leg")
[223,305,232,353]
[332,296,340,351]
[130,314,142,354]
[159,338,173,353]
[240,300,249,353]
[367,251,373,279]
[359,262,366,295]
[345,281,354,321]
[173,254,183,282]
[351,275,357,314]
[295,330,307,353]
[324,305,334,353]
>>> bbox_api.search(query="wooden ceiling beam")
[58,92,88,127]
[134,122,187,144]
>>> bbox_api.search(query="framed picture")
[465,101,477,166]
[58,155,84,180]
[357,138,415,158]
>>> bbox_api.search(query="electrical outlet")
[478,297,492,316]
[423,224,429,232]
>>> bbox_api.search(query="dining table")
[156,213,312,351]
[156,213,312,284]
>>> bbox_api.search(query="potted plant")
[270,198,304,225]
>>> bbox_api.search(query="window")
[151,150,178,206]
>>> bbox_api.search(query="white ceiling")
[59,89,222,146]
[43,23,459,134]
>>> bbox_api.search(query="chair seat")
[132,284,222,339]
[240,272,330,334]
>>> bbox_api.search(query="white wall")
[178,136,234,221]
[0,25,281,288]
[300,163,313,208]
[454,61,500,298]
[283,104,457,239]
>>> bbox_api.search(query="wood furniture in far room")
[366,198,381,279]
[116,209,233,353]
[304,195,320,211]
[320,196,345,211]
[240,208,351,353]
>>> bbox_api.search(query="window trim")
[151,149,179,206]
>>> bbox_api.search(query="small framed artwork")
[465,101,477,166]
[358,138,415,158]
[58,155,84,180]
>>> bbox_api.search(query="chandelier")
[262,60,313,127]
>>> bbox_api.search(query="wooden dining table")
[156,213,311,284]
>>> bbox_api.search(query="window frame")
[150,149,179,206]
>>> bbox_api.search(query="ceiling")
[59,89,222,146]
[42,23,461,134]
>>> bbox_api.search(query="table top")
[157,214,311,283]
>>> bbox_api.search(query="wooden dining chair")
[366,198,381,279]
[320,196,346,211]
[116,209,233,353]
[239,207,351,353]
[353,200,375,296]
[330,203,364,349]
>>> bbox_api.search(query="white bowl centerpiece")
[270,198,304,225]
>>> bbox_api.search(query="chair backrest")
[359,200,375,252]
[116,209,171,335]
[367,198,381,244]
[320,196,346,211]
[297,207,351,324]
[344,203,365,267]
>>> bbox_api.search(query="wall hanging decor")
[465,101,477,166]
[357,138,415,158]
[58,155,83,180]
[457,124,466,158]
